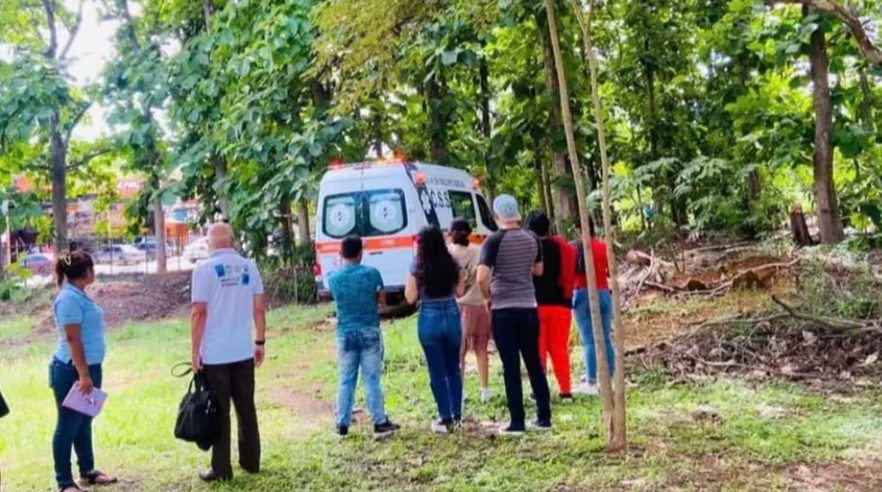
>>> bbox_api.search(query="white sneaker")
[431,420,452,434]
[479,388,492,403]
[575,382,600,396]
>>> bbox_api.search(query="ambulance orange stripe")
[316,233,486,255]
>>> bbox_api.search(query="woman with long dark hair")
[50,251,117,492]
[447,218,492,403]
[405,225,465,434]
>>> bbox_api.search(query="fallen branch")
[644,281,678,293]
[634,248,655,296]
[751,258,800,272]
[771,295,880,332]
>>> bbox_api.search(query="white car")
[93,245,143,265]
[184,237,210,264]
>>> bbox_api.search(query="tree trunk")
[373,107,384,158]
[298,198,311,246]
[542,161,556,232]
[479,56,492,140]
[807,7,845,244]
[569,0,626,450]
[543,0,617,447]
[535,151,549,215]
[790,204,813,247]
[538,15,578,227]
[427,77,449,164]
[203,0,230,219]
[153,188,167,274]
[202,0,214,30]
[215,157,229,219]
[50,113,68,252]
[642,47,665,218]
[858,68,874,133]
[280,200,294,265]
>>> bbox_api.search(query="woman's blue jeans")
[50,359,103,490]
[572,288,615,383]
[418,298,463,421]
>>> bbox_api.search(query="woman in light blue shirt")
[50,251,116,492]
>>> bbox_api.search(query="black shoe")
[498,423,527,436]
[532,419,553,431]
[336,425,349,437]
[198,470,230,483]
[374,420,401,436]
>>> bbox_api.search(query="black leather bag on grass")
[0,385,9,419]
[174,370,217,451]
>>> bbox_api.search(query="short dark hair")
[525,210,551,237]
[450,217,472,246]
[340,235,363,259]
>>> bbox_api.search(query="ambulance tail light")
[314,261,323,283]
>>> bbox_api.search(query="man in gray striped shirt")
[477,194,552,436]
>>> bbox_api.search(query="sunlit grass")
[2,304,881,491]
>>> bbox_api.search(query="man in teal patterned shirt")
[327,235,400,437]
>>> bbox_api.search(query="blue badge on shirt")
[241,272,250,286]
[214,264,226,278]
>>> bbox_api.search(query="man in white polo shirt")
[190,222,266,482]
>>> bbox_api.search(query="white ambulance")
[314,160,498,304]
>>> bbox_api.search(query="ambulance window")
[476,194,498,231]
[449,191,477,229]
[323,194,358,239]
[364,189,407,237]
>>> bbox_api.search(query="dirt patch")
[265,379,334,431]
[4,272,193,345]
[61,272,189,328]
[633,315,882,389]
[784,461,882,492]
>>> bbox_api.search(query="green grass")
[2,306,881,491]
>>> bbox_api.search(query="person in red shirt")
[571,225,615,395]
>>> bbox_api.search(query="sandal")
[79,470,118,486]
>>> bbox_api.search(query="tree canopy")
[1,0,881,257]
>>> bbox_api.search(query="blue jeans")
[336,329,388,426]
[418,298,463,421]
[50,359,103,490]
[572,288,615,383]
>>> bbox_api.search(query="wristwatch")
[255,340,266,346]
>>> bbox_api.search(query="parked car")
[93,244,143,265]
[184,237,210,264]
[17,253,54,277]
[136,240,173,259]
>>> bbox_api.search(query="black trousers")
[491,307,552,429]
[203,359,260,479]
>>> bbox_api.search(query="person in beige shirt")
[448,218,492,403]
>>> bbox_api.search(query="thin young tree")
[542,0,617,445]
[568,0,627,450]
